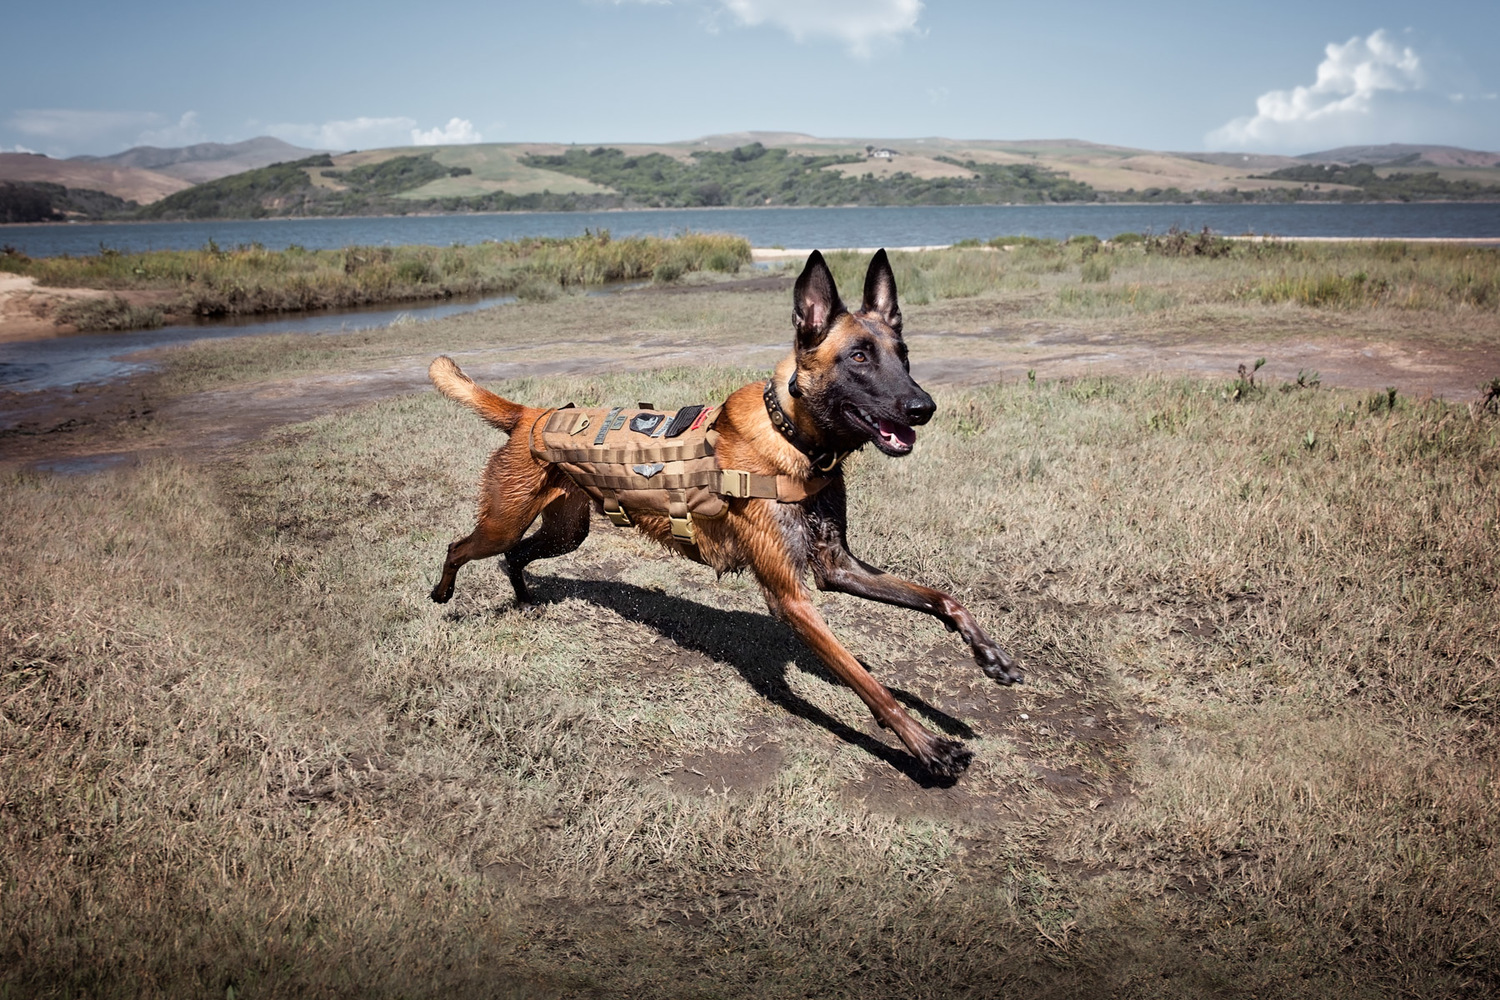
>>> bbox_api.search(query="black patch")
[629,412,666,436]
[664,404,705,438]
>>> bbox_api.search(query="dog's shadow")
[528,574,975,788]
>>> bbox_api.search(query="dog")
[427,249,1021,778]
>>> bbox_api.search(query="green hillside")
[398,145,611,199]
[107,137,1500,221]
[518,143,1095,206]
[1,180,137,222]
[1253,162,1500,201]
[138,155,339,219]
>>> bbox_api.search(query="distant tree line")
[0,181,137,223]
[1250,163,1500,202]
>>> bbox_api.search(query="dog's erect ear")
[861,248,902,334]
[793,250,844,350]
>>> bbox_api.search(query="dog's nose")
[904,393,936,426]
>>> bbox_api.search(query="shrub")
[1145,226,1233,258]
[515,280,561,303]
[652,261,684,283]
[986,235,1055,249]
[54,295,165,331]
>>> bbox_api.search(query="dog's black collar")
[763,377,846,473]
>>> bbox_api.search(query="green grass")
[809,241,1498,328]
[1,232,752,326]
[403,145,613,199]
[3,335,1498,996]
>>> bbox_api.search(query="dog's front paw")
[430,582,454,604]
[918,737,974,779]
[976,643,1023,685]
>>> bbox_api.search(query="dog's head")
[788,249,935,457]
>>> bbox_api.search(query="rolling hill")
[13,134,1500,221]
[71,137,329,184]
[0,152,190,204]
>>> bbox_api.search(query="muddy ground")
[3,273,1497,474]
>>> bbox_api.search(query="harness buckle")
[721,470,752,498]
[603,498,633,527]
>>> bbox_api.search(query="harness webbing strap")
[542,442,710,465]
[570,470,722,492]
[716,469,830,502]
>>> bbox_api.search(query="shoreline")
[7,198,1500,231]
[7,235,1500,344]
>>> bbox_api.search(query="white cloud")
[412,118,484,145]
[136,111,207,148]
[718,0,922,57]
[5,108,218,156]
[265,116,418,151]
[2,144,39,154]
[1208,29,1494,152]
[7,109,162,154]
[606,0,923,57]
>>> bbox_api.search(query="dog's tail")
[429,356,526,434]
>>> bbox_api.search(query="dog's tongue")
[878,418,917,450]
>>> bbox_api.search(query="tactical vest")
[530,402,830,543]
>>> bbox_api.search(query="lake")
[4,203,1499,258]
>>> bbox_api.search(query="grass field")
[2,243,1499,997]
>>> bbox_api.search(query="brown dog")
[428,250,1021,778]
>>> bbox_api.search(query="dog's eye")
[851,351,868,363]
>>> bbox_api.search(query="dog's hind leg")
[431,459,567,605]
[503,486,592,607]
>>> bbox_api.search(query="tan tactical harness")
[530,401,830,543]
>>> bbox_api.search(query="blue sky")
[5,0,1497,158]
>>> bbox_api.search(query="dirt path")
[911,326,1500,399]
[3,295,1498,474]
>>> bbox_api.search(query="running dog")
[427,250,1021,778]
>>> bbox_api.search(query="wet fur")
[428,250,1021,780]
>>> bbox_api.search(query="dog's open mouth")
[845,404,917,455]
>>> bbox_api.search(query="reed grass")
[0,232,752,324]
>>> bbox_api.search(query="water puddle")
[28,451,139,475]
[0,293,517,393]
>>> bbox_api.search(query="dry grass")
[4,343,1498,996]
[780,243,1498,345]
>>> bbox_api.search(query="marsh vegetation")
[1,232,751,329]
